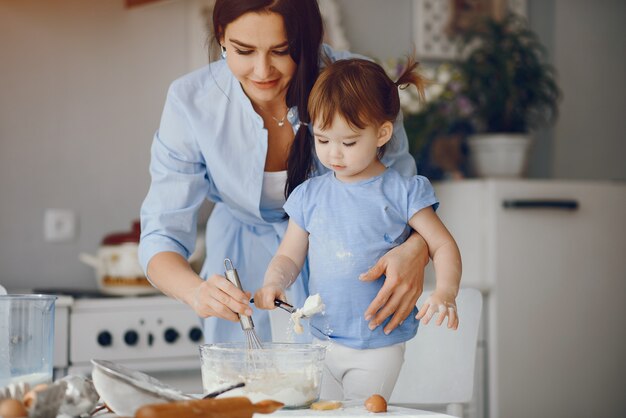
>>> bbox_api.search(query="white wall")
[553,0,626,180]
[1,0,625,290]
[335,0,414,61]
[0,0,193,290]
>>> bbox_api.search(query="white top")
[260,170,288,212]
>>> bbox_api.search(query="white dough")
[290,294,325,334]
[201,364,321,408]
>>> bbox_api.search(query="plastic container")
[199,343,326,409]
[0,295,57,388]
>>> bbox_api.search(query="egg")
[364,394,387,413]
[0,398,28,418]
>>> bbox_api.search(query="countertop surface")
[273,403,453,417]
[93,403,453,418]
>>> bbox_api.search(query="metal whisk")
[224,258,263,350]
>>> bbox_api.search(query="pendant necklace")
[271,110,289,127]
[257,104,289,127]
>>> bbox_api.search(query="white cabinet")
[430,179,626,418]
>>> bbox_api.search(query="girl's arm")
[253,219,310,309]
[409,207,462,329]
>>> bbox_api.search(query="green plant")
[380,59,475,178]
[457,13,561,133]
[380,62,472,153]
[406,64,474,154]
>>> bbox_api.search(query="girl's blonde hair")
[308,57,427,135]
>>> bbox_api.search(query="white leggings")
[314,338,406,401]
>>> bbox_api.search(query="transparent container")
[0,295,57,388]
[199,342,326,409]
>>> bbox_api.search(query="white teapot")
[79,221,159,296]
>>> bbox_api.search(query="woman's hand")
[183,273,253,322]
[360,233,429,334]
[146,252,253,322]
[253,285,287,310]
[415,289,459,330]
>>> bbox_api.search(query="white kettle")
[79,221,158,296]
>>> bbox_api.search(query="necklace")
[271,110,289,127]
[257,104,289,127]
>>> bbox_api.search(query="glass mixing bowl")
[199,342,326,409]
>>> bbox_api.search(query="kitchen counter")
[273,403,453,417]
[93,404,453,418]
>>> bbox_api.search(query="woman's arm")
[147,252,251,322]
[358,109,426,335]
[360,231,429,334]
[140,79,248,321]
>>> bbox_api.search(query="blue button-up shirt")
[139,45,416,344]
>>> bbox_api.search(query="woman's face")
[221,12,297,106]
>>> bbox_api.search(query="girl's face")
[221,12,297,106]
[313,114,393,183]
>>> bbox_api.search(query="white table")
[272,402,453,417]
[96,404,452,418]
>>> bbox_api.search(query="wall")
[0,0,192,290]
[1,0,625,290]
[553,0,626,180]
[335,0,414,62]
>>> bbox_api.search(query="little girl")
[254,58,462,401]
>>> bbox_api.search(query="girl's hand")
[184,273,252,322]
[415,290,459,330]
[253,285,287,310]
[360,233,429,334]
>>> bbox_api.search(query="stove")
[37,289,205,393]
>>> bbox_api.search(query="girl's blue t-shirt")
[284,169,439,349]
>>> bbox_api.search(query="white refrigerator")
[421,179,626,418]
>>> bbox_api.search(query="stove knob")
[124,330,139,346]
[188,327,203,342]
[164,328,179,344]
[97,331,112,347]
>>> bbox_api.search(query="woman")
[139,0,428,344]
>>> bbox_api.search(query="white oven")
[51,293,204,393]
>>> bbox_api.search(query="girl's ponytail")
[395,56,428,102]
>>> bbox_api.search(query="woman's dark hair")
[212,0,323,197]
[308,57,427,159]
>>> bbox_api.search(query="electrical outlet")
[44,209,77,242]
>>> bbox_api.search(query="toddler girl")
[254,58,462,401]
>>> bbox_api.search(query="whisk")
[224,258,263,350]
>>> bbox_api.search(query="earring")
[220,45,227,59]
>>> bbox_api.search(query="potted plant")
[405,64,475,180]
[457,13,561,177]
[381,60,476,180]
